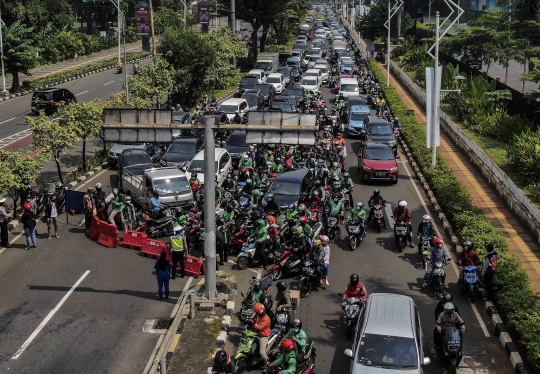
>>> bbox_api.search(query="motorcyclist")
[422,238,451,290]
[457,240,480,295]
[326,193,344,221]
[189,172,201,187]
[211,349,237,374]
[340,172,354,206]
[238,154,253,169]
[244,279,265,305]
[434,302,466,349]
[220,204,236,226]
[254,167,269,187]
[285,227,309,260]
[298,216,312,239]
[251,189,262,205]
[222,174,236,191]
[284,152,294,168]
[253,219,269,270]
[393,200,413,247]
[264,149,275,164]
[342,274,368,309]
[307,191,322,218]
[150,190,163,217]
[310,180,326,202]
[329,162,341,179]
[268,339,297,374]
[434,292,459,321]
[93,182,106,210]
[281,319,307,360]
[243,179,254,195]
[297,204,308,220]
[264,193,280,215]
[249,303,271,367]
[272,281,294,325]
[347,202,366,237]
[171,206,187,227]
[367,188,385,224]
[285,203,298,220]
[271,158,284,174]
[417,214,436,253]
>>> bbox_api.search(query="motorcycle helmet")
[422,214,431,223]
[245,178,253,185]
[295,227,304,235]
[299,216,309,225]
[113,188,119,196]
[253,303,266,315]
[313,239,321,247]
[242,154,249,160]
[398,200,407,208]
[356,202,364,209]
[249,145,255,151]
[441,291,453,303]
[191,172,198,179]
[332,162,338,168]
[23,203,32,211]
[267,215,276,224]
[214,350,227,367]
[292,318,303,330]
[258,166,264,173]
[226,174,232,180]
[444,302,455,316]
[190,207,198,213]
[95,182,102,190]
[333,180,341,189]
[313,190,319,197]
[275,157,281,163]
[252,190,261,198]
[315,180,322,188]
[216,218,224,226]
[463,240,474,251]
[125,196,132,203]
[56,182,63,189]
[333,193,340,201]
[288,203,295,210]
[280,339,295,353]
[350,274,360,285]
[319,235,329,244]
[298,204,306,212]
[285,152,291,158]
[343,172,350,178]
[152,190,160,198]
[252,280,261,292]
[267,193,275,203]
[173,226,182,233]
[434,237,444,245]
[276,281,288,291]
[373,188,380,196]
[333,175,340,182]
[257,219,266,227]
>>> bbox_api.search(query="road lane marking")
[74,168,111,191]
[0,128,33,149]
[169,276,194,319]
[76,91,89,96]
[401,160,491,337]
[103,81,115,86]
[11,270,91,359]
[0,117,16,124]
[385,203,393,230]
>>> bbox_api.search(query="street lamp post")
[384,0,403,86]
[0,7,7,96]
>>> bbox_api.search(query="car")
[344,293,430,373]
[285,59,301,81]
[364,119,398,153]
[159,137,203,168]
[296,35,308,43]
[346,96,367,110]
[239,75,259,94]
[304,68,323,85]
[307,54,322,68]
[263,168,314,211]
[117,148,154,183]
[108,142,147,166]
[300,76,320,94]
[266,73,285,94]
[271,99,294,112]
[278,52,291,66]
[313,64,329,83]
[283,86,305,106]
[347,105,371,137]
[338,78,360,98]
[187,148,232,186]
[31,88,76,115]
[241,90,265,110]
[276,66,293,87]
[306,48,322,57]
[279,95,299,112]
[253,83,277,106]
[247,69,266,84]
[334,74,353,92]
[217,98,249,120]
[340,60,356,74]
[223,131,250,168]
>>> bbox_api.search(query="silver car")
[108,142,146,166]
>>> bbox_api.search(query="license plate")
[433,268,445,276]
[395,227,407,234]
[349,226,359,233]
[375,172,386,177]
[303,267,314,274]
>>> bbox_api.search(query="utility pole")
[230,0,236,35]
[203,116,217,299]
[431,12,440,166]
[150,0,156,55]
[0,6,8,96]
[387,0,391,86]
[118,0,122,62]
[122,13,129,106]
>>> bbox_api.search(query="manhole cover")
[155,318,173,330]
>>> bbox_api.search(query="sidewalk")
[377,61,540,291]
[4,41,143,90]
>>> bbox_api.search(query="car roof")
[363,293,415,338]
[192,148,228,161]
[171,137,198,144]
[121,148,148,155]
[314,64,327,69]
[267,73,283,77]
[277,66,293,71]
[221,98,247,105]
[242,90,261,95]
[273,168,310,182]
[145,168,187,179]
[341,78,358,84]
[305,69,321,73]
[248,69,264,74]
[351,105,370,113]
[34,88,65,93]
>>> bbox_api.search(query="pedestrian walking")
[21,203,37,249]
[25,191,40,237]
[46,194,60,239]
[216,218,230,268]
[170,226,186,278]
[154,252,172,300]
[0,197,13,248]
[83,188,94,231]
[482,244,499,300]
[108,189,124,226]
[122,196,137,231]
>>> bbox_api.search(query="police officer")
[170,226,186,278]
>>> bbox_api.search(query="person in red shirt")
[457,240,480,295]
[393,200,414,247]
[332,132,346,149]
[249,303,271,367]
[342,274,368,309]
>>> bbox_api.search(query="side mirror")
[241,292,245,297]
[220,169,225,174]
[422,357,431,365]
[344,349,353,358]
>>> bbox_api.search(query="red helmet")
[23,203,32,211]
[434,237,444,245]
[267,215,276,224]
[190,207,197,213]
[280,338,295,352]
[299,216,308,224]
[253,303,265,315]
[286,152,291,157]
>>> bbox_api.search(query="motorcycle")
[342,296,364,339]
[346,220,365,250]
[265,340,316,374]
[438,327,463,374]
[234,324,282,374]
[135,209,174,238]
[462,265,479,302]
[341,187,352,210]
[237,237,277,270]
[299,259,322,298]
[238,194,251,212]
[394,220,409,252]
[419,237,432,268]
[325,215,341,241]
[369,202,385,233]
[270,246,305,280]
[228,226,251,256]
[307,203,322,224]
[429,261,447,296]
[240,275,273,324]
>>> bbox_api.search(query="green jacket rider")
[264,152,274,164]
[238,154,253,169]
[253,220,268,244]
[271,161,283,174]
[329,163,341,179]
[171,208,187,227]
[283,324,307,352]
[341,174,354,190]
[254,171,269,186]
[272,350,297,374]
[220,206,235,224]
[299,218,312,238]
[286,205,298,220]
[348,206,366,222]
[326,195,344,216]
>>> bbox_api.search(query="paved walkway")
[377,62,540,291]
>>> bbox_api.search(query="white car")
[313,64,329,83]
[307,54,322,69]
[186,148,233,186]
[247,69,266,84]
[217,98,249,120]
[305,68,323,86]
[300,76,320,94]
[266,73,285,94]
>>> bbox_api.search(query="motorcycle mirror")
[338,293,343,297]
[241,292,245,297]
[383,200,387,204]
[344,349,353,359]
[422,357,431,366]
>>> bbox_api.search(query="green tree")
[356,4,387,42]
[127,56,174,108]
[0,0,74,31]
[105,91,153,109]
[27,112,78,184]
[59,99,103,173]
[2,21,41,92]
[235,0,269,59]
[206,28,248,90]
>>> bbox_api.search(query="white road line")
[0,129,33,149]
[385,203,393,230]
[76,91,89,96]
[169,276,194,319]
[11,270,91,360]
[401,161,491,338]
[103,81,115,86]
[74,168,111,191]
[0,117,16,125]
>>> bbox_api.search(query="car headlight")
[362,165,372,171]
[390,167,399,172]
[388,140,397,146]
[109,151,115,156]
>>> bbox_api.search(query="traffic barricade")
[97,220,120,248]
[88,214,100,240]
[123,231,148,250]
[183,255,204,278]
[140,238,167,259]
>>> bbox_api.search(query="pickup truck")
[121,166,194,209]
[255,52,279,75]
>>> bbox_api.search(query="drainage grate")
[155,318,173,330]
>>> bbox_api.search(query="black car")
[160,137,203,167]
[276,66,294,87]
[239,76,259,94]
[271,99,294,112]
[253,83,276,107]
[282,86,305,106]
[279,95,299,112]
[31,88,76,115]
[195,111,230,138]
[263,168,314,211]
[223,130,250,168]
[117,148,154,185]
[241,90,265,110]
[364,121,397,152]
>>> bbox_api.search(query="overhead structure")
[383,0,403,86]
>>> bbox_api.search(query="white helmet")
[242,154,249,160]
[399,200,407,208]
[422,214,431,222]
[173,226,182,233]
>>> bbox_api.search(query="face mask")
[293,328,300,333]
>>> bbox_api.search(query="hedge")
[368,59,540,369]
[21,51,152,91]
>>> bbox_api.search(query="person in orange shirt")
[249,303,271,367]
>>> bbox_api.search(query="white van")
[338,78,360,97]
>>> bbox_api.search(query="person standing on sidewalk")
[170,226,186,279]
[482,244,499,300]
[0,197,13,248]
[21,203,37,249]
[216,218,230,267]
[46,194,60,239]
[122,196,137,231]
[154,251,172,300]
[83,188,94,231]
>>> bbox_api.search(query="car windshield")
[268,181,301,196]
[284,88,303,96]
[123,154,152,167]
[350,112,368,121]
[315,66,327,73]
[357,334,418,369]
[167,142,197,154]
[188,160,219,173]
[343,60,355,66]
[267,76,281,83]
[368,125,393,135]
[302,78,317,85]
[365,148,395,160]
[243,95,258,106]
[226,133,247,146]
[256,61,272,69]
[217,104,238,113]
[34,93,52,101]
[341,84,358,92]
[287,60,300,66]
[273,102,293,112]
[241,78,258,86]
[254,85,271,93]
[153,176,191,195]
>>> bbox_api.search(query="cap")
[0,197,6,203]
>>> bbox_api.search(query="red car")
[334,74,353,92]
[357,142,399,184]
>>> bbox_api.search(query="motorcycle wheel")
[349,236,357,250]
[271,268,282,280]
[376,220,381,233]
[235,358,247,374]
[300,279,312,298]
[237,257,249,270]
[398,237,405,253]
[449,364,457,374]
[347,322,355,340]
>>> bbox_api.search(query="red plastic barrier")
[88,214,100,240]
[140,238,167,259]
[97,220,120,248]
[123,231,148,250]
[183,255,204,278]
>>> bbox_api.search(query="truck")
[120,166,194,210]
[255,52,279,76]
[332,42,347,55]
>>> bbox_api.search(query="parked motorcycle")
[462,265,479,302]
[394,220,409,252]
[346,220,365,250]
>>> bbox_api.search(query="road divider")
[123,230,148,250]
[97,220,120,248]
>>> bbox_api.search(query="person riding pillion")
[282,319,307,357]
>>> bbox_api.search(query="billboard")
[135,1,151,37]
[198,1,210,24]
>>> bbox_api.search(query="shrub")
[507,128,540,185]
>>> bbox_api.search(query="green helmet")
[113,188,119,196]
[124,195,131,202]
[313,190,319,196]
[252,189,261,197]
[268,144,276,149]
[257,219,266,227]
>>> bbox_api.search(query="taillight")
[48,100,55,105]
